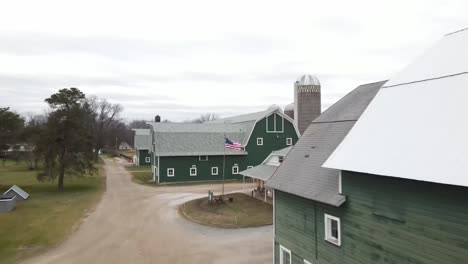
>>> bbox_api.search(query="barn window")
[145,157,151,163]
[266,113,284,133]
[190,166,197,176]
[211,167,218,175]
[257,138,263,146]
[324,214,341,246]
[167,168,175,177]
[232,164,239,174]
[279,245,291,264]
[199,156,208,161]
[286,138,293,146]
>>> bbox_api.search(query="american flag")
[225,137,242,151]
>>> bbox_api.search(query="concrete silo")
[284,103,294,120]
[294,75,321,134]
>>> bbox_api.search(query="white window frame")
[286,138,293,146]
[211,167,218,175]
[232,164,239,174]
[279,245,292,264]
[145,157,151,163]
[167,168,175,177]
[339,171,342,194]
[190,166,197,176]
[324,214,341,246]
[266,113,285,133]
[257,137,263,146]
[199,155,208,161]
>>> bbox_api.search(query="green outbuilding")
[133,129,152,166]
[146,107,299,184]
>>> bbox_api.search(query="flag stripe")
[225,137,242,151]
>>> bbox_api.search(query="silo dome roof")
[267,104,282,112]
[284,103,294,111]
[296,74,320,86]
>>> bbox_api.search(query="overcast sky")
[1,0,467,122]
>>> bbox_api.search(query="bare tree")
[192,113,219,123]
[129,120,149,129]
[88,96,123,160]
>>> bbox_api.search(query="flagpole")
[222,133,226,196]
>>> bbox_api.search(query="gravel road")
[21,158,273,264]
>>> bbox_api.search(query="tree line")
[1,88,131,191]
[1,87,219,191]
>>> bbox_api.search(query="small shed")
[3,185,30,201]
[0,194,16,212]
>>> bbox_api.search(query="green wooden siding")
[158,155,246,184]
[274,173,468,264]
[245,115,298,166]
[137,149,152,166]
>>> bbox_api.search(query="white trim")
[324,214,341,246]
[338,171,342,194]
[190,166,197,176]
[0,195,16,202]
[199,155,208,161]
[4,185,29,199]
[157,156,160,184]
[273,189,276,262]
[243,109,301,148]
[266,113,285,133]
[286,138,293,146]
[257,137,264,146]
[211,167,219,175]
[167,168,175,177]
[279,245,292,264]
[232,164,239,174]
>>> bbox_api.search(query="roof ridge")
[445,27,468,36]
[382,71,468,89]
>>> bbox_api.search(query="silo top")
[267,104,282,112]
[284,103,294,111]
[296,75,320,86]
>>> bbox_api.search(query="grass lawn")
[125,165,153,185]
[180,192,272,228]
[0,160,105,264]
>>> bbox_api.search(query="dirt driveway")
[22,158,273,264]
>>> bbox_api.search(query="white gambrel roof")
[4,185,29,199]
[324,29,468,187]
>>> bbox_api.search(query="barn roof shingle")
[266,80,386,206]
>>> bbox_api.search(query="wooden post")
[222,134,226,196]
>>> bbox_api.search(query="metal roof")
[4,185,29,199]
[240,165,278,181]
[207,108,275,124]
[324,29,468,188]
[296,74,320,86]
[133,129,151,150]
[152,130,248,157]
[266,81,385,206]
[239,146,292,181]
[146,123,250,157]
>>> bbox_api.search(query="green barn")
[147,107,299,184]
[267,80,384,264]
[267,29,468,264]
[133,129,152,166]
